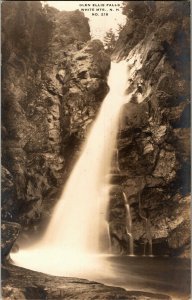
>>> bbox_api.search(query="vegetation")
[103,28,117,55]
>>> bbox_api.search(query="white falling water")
[11,61,132,278]
[123,192,134,255]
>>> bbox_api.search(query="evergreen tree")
[103,29,117,55]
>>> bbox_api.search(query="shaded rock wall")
[1,222,21,261]
[1,1,110,232]
[109,1,190,257]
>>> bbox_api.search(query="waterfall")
[11,61,133,277]
[110,148,121,174]
[123,192,134,255]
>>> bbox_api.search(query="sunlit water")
[11,61,133,278]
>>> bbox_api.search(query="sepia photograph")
[1,1,191,299]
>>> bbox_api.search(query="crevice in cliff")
[138,189,153,256]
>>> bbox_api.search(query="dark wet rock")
[2,265,171,300]
[1,266,11,281]
[1,166,18,221]
[152,149,177,183]
[168,128,190,161]
[120,101,149,129]
[1,222,21,261]
[144,176,166,188]
[168,219,191,256]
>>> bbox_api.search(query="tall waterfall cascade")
[11,61,134,277]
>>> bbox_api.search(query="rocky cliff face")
[109,1,190,257]
[1,1,110,235]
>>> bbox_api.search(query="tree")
[103,29,117,55]
[117,23,124,33]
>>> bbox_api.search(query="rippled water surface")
[93,256,191,300]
